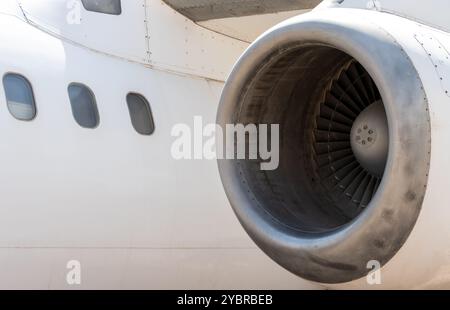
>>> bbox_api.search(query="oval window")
[126,93,155,135]
[3,73,36,121]
[81,0,122,15]
[68,83,99,129]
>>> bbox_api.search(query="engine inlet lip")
[217,15,431,283]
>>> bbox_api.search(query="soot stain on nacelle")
[405,190,417,202]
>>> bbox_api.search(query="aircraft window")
[3,73,36,121]
[126,93,155,135]
[68,83,99,129]
[81,0,122,15]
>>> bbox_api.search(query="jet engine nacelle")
[218,8,450,289]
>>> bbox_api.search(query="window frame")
[2,72,37,121]
[67,82,100,129]
[126,92,155,136]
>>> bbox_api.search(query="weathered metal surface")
[163,0,321,21]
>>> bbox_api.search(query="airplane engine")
[217,10,450,288]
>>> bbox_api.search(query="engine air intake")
[217,17,430,283]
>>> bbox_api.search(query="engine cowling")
[217,9,446,288]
